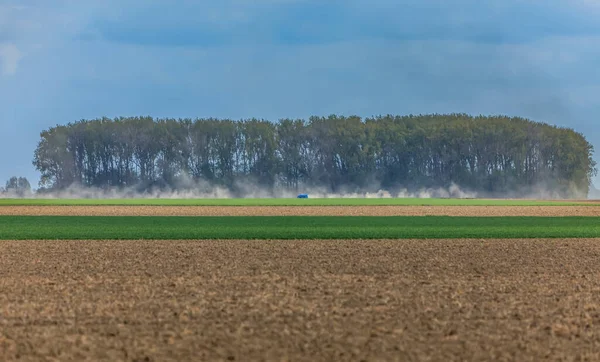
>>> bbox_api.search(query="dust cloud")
[0,177,591,199]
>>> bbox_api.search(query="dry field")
[2,238,600,361]
[3,205,600,216]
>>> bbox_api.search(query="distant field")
[0,198,598,206]
[4,205,600,216]
[2,216,600,239]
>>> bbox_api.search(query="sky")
[1,0,600,189]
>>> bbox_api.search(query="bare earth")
[3,205,600,216]
[2,239,600,361]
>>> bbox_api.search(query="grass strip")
[0,198,598,206]
[1,216,600,240]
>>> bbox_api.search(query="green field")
[2,216,600,240]
[0,198,597,206]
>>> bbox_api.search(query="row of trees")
[32,114,596,198]
[0,177,31,196]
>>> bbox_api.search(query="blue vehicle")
[297,194,309,199]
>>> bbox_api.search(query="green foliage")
[2,216,600,240]
[3,176,31,196]
[0,198,597,206]
[32,114,596,198]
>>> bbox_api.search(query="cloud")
[1,0,600,187]
[78,0,600,48]
[0,43,21,75]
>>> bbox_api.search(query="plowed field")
[2,238,600,361]
[3,205,600,216]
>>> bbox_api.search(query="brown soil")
[3,205,600,216]
[1,238,600,361]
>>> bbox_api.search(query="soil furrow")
[1,238,599,361]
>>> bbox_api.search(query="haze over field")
[1,1,600,190]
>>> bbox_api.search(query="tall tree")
[31,114,597,198]
[5,176,31,196]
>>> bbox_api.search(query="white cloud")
[0,43,21,75]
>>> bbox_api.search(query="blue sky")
[1,0,600,188]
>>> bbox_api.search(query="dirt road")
[1,239,600,361]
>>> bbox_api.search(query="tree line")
[0,177,32,196]
[32,114,597,198]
